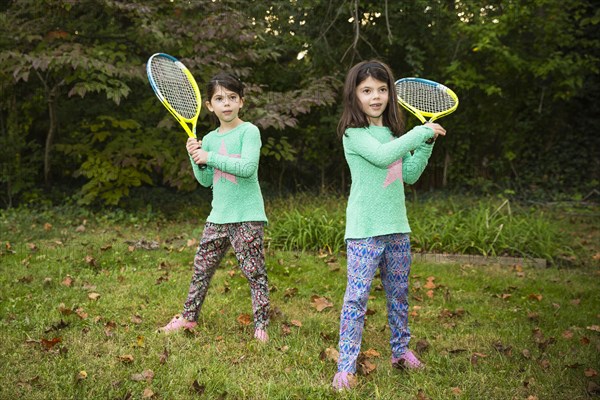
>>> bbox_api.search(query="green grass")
[1,198,599,399]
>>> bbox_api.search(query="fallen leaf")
[281,323,291,336]
[131,370,154,383]
[134,336,145,348]
[57,303,72,315]
[451,387,462,395]
[131,315,143,324]
[362,348,381,358]
[84,255,98,267]
[527,312,539,321]
[586,325,600,332]
[310,295,333,312]
[76,225,86,232]
[585,368,598,377]
[588,381,600,395]
[571,298,581,306]
[43,222,53,231]
[236,313,252,326]
[426,290,434,299]
[539,359,550,369]
[62,275,74,287]
[357,358,376,376]
[415,339,430,354]
[416,389,430,400]
[423,277,436,289]
[192,380,205,395]
[76,370,87,381]
[284,287,298,299]
[562,330,574,339]
[290,319,302,327]
[41,337,61,350]
[88,292,101,301]
[528,294,543,301]
[119,354,134,363]
[159,348,169,364]
[142,388,154,398]
[320,347,339,363]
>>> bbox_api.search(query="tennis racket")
[395,77,458,143]
[147,53,206,168]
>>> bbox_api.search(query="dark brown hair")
[336,60,405,138]
[206,72,244,100]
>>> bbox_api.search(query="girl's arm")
[189,156,213,187]
[186,137,213,187]
[402,142,434,184]
[344,125,434,168]
[206,126,261,178]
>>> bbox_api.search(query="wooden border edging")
[412,253,547,268]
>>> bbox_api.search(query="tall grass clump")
[267,194,580,264]
[267,207,345,253]
[408,197,576,262]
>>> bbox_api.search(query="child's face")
[206,85,244,124]
[355,76,389,126]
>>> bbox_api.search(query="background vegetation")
[1,0,598,207]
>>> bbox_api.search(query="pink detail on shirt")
[213,140,241,185]
[383,159,403,188]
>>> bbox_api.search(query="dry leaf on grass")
[311,295,333,312]
[131,370,154,383]
[119,354,134,363]
[237,313,252,326]
[320,347,339,363]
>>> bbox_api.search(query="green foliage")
[0,0,598,204]
[56,116,155,206]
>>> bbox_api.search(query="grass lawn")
[1,206,599,399]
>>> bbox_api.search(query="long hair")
[336,60,405,138]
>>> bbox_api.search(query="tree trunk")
[44,95,57,186]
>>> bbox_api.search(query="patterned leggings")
[181,221,270,330]
[337,233,412,373]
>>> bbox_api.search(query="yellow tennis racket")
[395,77,459,143]
[147,53,206,168]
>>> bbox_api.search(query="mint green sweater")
[190,122,267,224]
[343,125,434,239]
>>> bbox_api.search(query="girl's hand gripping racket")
[395,77,459,144]
[146,53,206,168]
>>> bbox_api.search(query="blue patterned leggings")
[181,221,270,330]
[337,233,412,373]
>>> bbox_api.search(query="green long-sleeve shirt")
[343,125,434,239]
[189,122,267,224]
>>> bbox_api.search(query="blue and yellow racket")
[147,53,205,167]
[395,77,458,143]
[147,53,201,138]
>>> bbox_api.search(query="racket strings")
[150,57,199,119]
[396,81,456,113]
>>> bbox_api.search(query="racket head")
[395,77,459,123]
[147,53,201,137]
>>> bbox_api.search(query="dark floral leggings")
[182,221,270,330]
